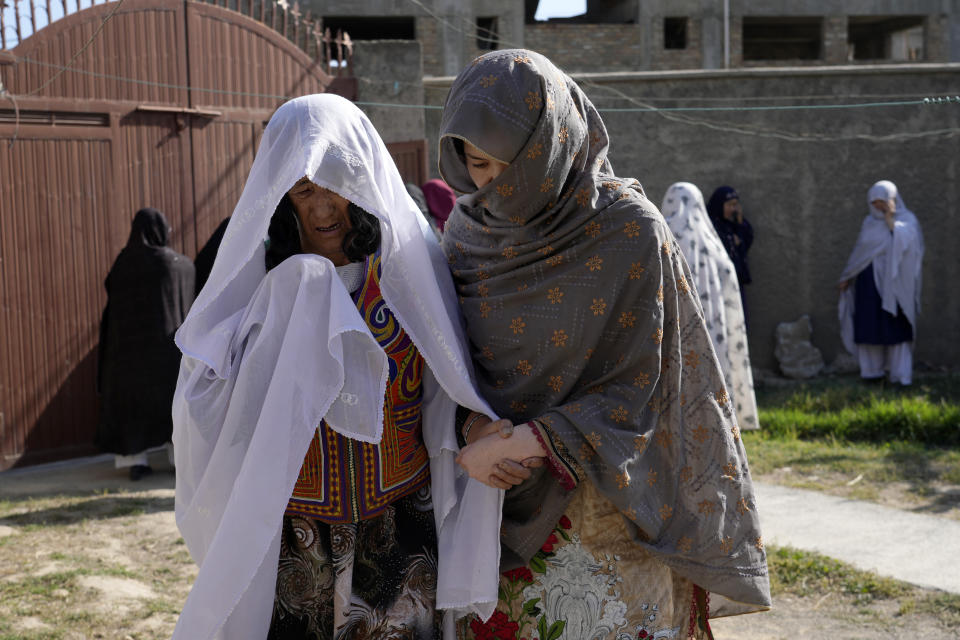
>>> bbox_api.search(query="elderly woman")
[440,51,770,639]
[662,182,759,431]
[171,94,525,640]
[838,180,924,385]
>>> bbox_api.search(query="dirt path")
[0,460,957,639]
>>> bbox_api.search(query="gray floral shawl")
[439,49,770,611]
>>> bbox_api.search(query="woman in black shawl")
[706,186,753,323]
[96,208,195,480]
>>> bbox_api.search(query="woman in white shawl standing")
[170,94,520,640]
[661,182,759,431]
[838,180,924,385]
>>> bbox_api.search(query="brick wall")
[416,17,443,76]
[648,17,703,70]
[524,23,643,73]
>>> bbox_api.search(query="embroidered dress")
[270,251,441,638]
[438,50,770,638]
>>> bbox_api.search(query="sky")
[534,0,587,21]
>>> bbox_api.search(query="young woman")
[439,50,771,639]
[171,94,528,640]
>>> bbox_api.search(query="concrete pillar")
[952,0,960,62]
[823,15,848,63]
[439,0,470,76]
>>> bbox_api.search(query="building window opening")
[848,16,924,61]
[664,17,688,49]
[743,17,822,61]
[320,16,415,40]
[477,16,499,50]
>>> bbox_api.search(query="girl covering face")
[439,50,771,639]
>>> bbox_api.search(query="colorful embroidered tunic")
[285,252,429,523]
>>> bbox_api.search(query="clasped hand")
[455,417,546,490]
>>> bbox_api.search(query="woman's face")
[463,140,509,189]
[871,198,895,216]
[722,198,741,220]
[287,178,353,266]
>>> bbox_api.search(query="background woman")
[662,182,759,431]
[171,94,517,640]
[838,180,923,385]
[440,50,770,640]
[96,207,194,480]
[706,186,753,324]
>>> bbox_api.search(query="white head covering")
[171,94,503,640]
[661,182,759,430]
[838,180,924,354]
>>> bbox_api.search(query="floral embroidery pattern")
[478,283,489,298]
[585,220,601,238]
[731,424,741,442]
[510,317,526,335]
[698,500,717,515]
[624,221,642,238]
[616,471,630,489]
[516,360,533,376]
[546,254,564,267]
[619,311,636,329]
[655,429,673,449]
[656,285,664,302]
[661,241,671,255]
[677,275,691,295]
[557,126,569,143]
[548,375,563,392]
[551,329,568,347]
[591,298,607,316]
[692,424,709,442]
[479,302,491,318]
[684,350,700,369]
[540,177,554,192]
[722,461,738,478]
[586,255,603,271]
[527,143,543,159]
[575,188,591,206]
[525,91,543,110]
[508,215,525,225]
[481,346,494,361]
[610,405,628,423]
[659,504,673,520]
[678,536,693,553]
[497,184,515,197]
[586,432,602,449]
[646,469,658,487]
[737,498,751,515]
[679,466,692,482]
[510,400,527,414]
[720,536,734,554]
[579,442,595,460]
[502,246,518,259]
[633,372,650,388]
[480,74,498,88]
[715,389,729,406]
[547,287,564,304]
[755,536,764,551]
[538,245,554,256]
[633,434,648,452]
[652,328,663,344]
[513,54,532,64]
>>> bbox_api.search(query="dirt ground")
[1,457,958,639]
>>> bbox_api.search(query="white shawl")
[662,182,759,430]
[838,180,924,354]
[171,94,502,640]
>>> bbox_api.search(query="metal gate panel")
[6,0,188,104]
[190,118,260,251]
[0,133,114,466]
[186,1,331,110]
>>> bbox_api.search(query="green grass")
[768,545,960,627]
[746,372,960,508]
[756,374,960,446]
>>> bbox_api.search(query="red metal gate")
[0,0,356,469]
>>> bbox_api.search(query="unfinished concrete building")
[306,0,960,75]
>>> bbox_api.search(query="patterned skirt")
[268,487,442,640]
[460,480,711,640]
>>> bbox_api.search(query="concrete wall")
[524,23,643,72]
[424,64,960,371]
[352,40,425,144]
